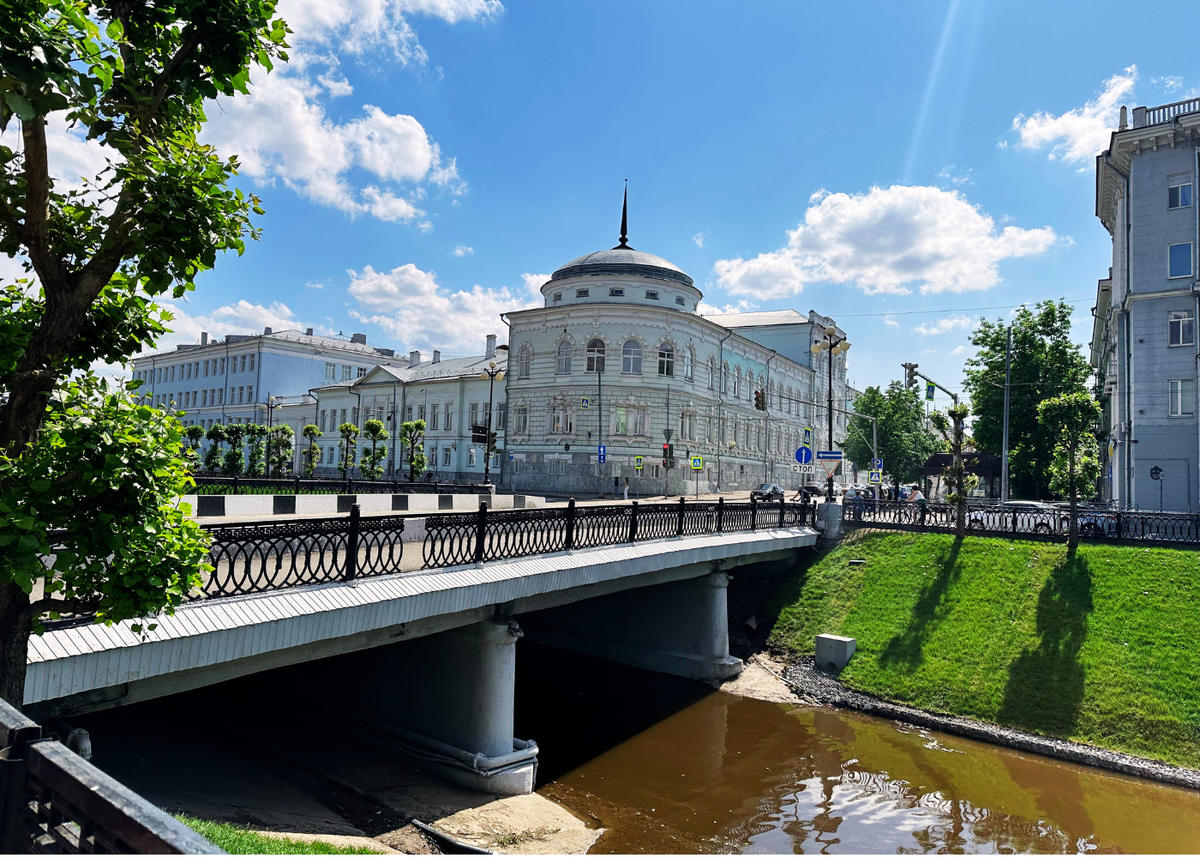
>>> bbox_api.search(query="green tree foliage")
[203,423,226,472]
[244,423,268,477]
[930,403,977,537]
[183,424,205,467]
[0,378,210,706]
[301,424,321,478]
[964,300,1091,499]
[842,382,939,490]
[337,422,359,480]
[222,423,246,477]
[1038,392,1102,552]
[400,419,427,481]
[268,424,294,477]
[360,419,388,481]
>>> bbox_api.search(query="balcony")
[1133,98,1200,128]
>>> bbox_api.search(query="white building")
[501,217,855,495]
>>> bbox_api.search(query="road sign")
[791,463,815,474]
[925,382,935,402]
[598,444,606,464]
[691,456,703,470]
[795,446,813,465]
[869,457,883,471]
[801,427,813,448]
[634,455,644,470]
[508,451,514,462]
[580,396,590,409]
[815,450,843,460]
[868,470,882,484]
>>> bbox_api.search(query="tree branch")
[21,117,66,290]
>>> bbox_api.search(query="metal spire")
[614,180,632,250]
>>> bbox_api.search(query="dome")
[550,247,694,288]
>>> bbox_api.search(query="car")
[967,500,1066,535]
[750,483,784,502]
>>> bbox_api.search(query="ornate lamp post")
[811,326,851,501]
[267,394,277,429]
[480,361,504,486]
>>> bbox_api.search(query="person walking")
[623,477,629,501]
[613,476,619,498]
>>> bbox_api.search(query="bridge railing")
[191,475,492,495]
[0,698,221,854]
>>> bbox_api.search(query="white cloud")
[698,299,758,316]
[883,315,899,328]
[951,345,968,355]
[305,280,325,289]
[913,314,975,336]
[1010,65,1137,164]
[712,185,1057,297]
[935,165,972,187]
[692,232,705,249]
[346,263,540,352]
[521,273,550,300]
[1153,75,1184,93]
[453,244,474,257]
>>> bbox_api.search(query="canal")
[517,643,1200,854]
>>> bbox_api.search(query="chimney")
[200,332,208,346]
[432,350,441,363]
[409,350,421,367]
[351,332,367,345]
[486,334,497,358]
[263,326,272,335]
[305,327,314,336]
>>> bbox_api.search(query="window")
[675,295,685,306]
[357,367,366,378]
[325,362,336,379]
[683,347,694,381]
[429,446,438,467]
[614,406,628,435]
[553,292,562,302]
[445,404,453,430]
[517,344,532,379]
[320,410,327,432]
[342,364,352,381]
[680,412,695,441]
[576,289,589,298]
[734,367,741,397]
[469,402,478,426]
[468,448,477,467]
[1169,175,1193,209]
[609,288,624,296]
[1170,379,1195,416]
[248,354,255,371]
[722,363,729,394]
[1168,242,1193,279]
[621,339,642,374]
[418,404,426,422]
[430,403,440,430]
[551,406,572,434]
[202,361,208,377]
[497,402,508,429]
[351,407,359,425]
[658,343,674,377]
[202,390,208,406]
[645,290,659,300]
[185,363,192,380]
[240,355,246,373]
[549,459,566,476]
[556,340,573,374]
[586,339,606,372]
[237,386,244,403]
[219,358,226,375]
[631,408,645,435]
[246,386,253,402]
[708,358,716,389]
[443,447,452,466]
[1169,311,1195,346]
[516,405,528,433]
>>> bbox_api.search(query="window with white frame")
[551,406,572,434]
[468,448,477,467]
[248,354,255,372]
[631,407,645,436]
[417,404,426,422]
[497,402,508,429]
[645,290,659,300]
[675,295,685,306]
[556,341,572,374]
[445,404,453,430]
[622,340,642,374]
[517,344,532,379]
[516,405,528,433]
[341,364,352,380]
[552,292,562,302]
[406,405,413,421]
[549,459,566,475]
[576,289,589,298]
[1169,310,1195,346]
[658,343,674,377]
[614,406,628,435]
[609,288,624,296]
[240,355,246,373]
[1168,242,1193,279]
[586,339,606,373]
[1170,379,1195,416]
[469,402,478,426]
[733,367,741,398]
[679,412,695,441]
[707,358,716,389]
[357,367,366,378]
[443,447,452,466]
[430,403,440,430]
[1169,174,1193,209]
[683,347,693,381]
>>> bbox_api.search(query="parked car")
[967,500,1067,534]
[750,483,784,502]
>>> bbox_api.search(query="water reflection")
[540,692,1200,854]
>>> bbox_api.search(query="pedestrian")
[623,476,629,501]
[613,476,619,497]
[907,485,927,525]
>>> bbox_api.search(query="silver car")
[967,501,1066,535]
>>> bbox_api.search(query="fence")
[843,498,1200,545]
[192,475,492,495]
[0,698,221,854]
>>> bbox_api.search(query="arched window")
[722,362,729,394]
[622,339,643,374]
[707,357,716,389]
[586,339,605,373]
[734,367,741,398]
[683,347,694,381]
[556,340,572,375]
[658,343,674,377]
[517,344,532,379]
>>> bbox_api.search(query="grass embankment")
[766,532,1200,769]
[177,816,379,854]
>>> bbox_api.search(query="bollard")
[629,500,639,542]
[565,498,576,550]
[716,496,725,533]
[475,501,488,564]
[294,474,301,495]
[779,494,786,528]
[677,496,686,536]
[345,504,360,580]
[750,495,758,531]
[231,475,239,495]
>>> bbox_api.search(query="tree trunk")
[0,581,32,709]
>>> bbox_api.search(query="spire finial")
[614,180,633,250]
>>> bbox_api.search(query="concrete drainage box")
[816,634,856,672]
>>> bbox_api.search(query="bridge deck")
[25,526,816,711]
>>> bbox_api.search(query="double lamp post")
[810,326,851,501]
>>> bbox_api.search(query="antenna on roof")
[613,180,633,250]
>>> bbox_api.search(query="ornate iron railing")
[191,475,492,495]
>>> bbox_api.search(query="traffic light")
[753,389,766,411]
[663,443,670,468]
[471,423,488,443]
[903,363,919,388]
[667,443,675,469]
[486,431,497,454]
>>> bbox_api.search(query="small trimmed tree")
[244,423,268,477]
[930,403,977,537]
[184,424,205,467]
[268,424,294,477]
[301,424,322,478]
[360,419,388,481]
[203,424,226,472]
[1037,392,1102,553]
[337,422,359,480]
[400,419,427,481]
[222,423,246,478]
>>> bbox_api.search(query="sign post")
[816,450,843,496]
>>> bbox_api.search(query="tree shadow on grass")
[878,537,963,672]
[997,556,1093,737]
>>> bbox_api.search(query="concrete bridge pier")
[519,570,743,682]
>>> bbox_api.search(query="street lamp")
[811,326,851,501]
[267,394,278,429]
[480,360,504,486]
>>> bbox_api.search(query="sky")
[17,0,1200,398]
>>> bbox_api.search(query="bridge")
[28,498,818,795]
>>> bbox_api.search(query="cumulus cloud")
[883,315,899,328]
[692,232,705,249]
[453,244,474,257]
[1010,65,1137,164]
[521,273,550,299]
[951,345,968,355]
[156,299,310,346]
[698,299,758,316]
[712,185,1057,297]
[1153,75,1184,93]
[913,314,975,335]
[346,263,540,352]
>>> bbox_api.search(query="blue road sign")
[580,396,590,409]
[802,427,813,447]
[868,470,882,484]
[691,456,703,470]
[795,446,813,465]
[816,450,843,460]
[598,444,606,464]
[869,457,883,470]
[925,382,935,402]
[508,451,514,462]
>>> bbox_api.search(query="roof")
[358,352,508,386]
[702,309,810,328]
[550,248,694,288]
[136,329,397,360]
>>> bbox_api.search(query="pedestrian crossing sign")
[801,426,812,448]
[634,456,644,470]
[925,382,935,402]
[580,396,590,409]
[868,470,882,485]
[691,456,703,470]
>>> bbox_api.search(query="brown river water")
[518,647,1200,854]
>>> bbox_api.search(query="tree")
[301,424,321,478]
[203,423,226,472]
[222,423,246,477]
[268,424,294,477]
[360,419,388,481]
[400,419,427,481]
[930,403,977,537]
[1038,392,1102,553]
[183,424,205,465]
[964,300,1091,499]
[842,382,939,492]
[244,423,268,477]
[0,377,210,706]
[337,422,359,480]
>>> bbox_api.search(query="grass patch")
[766,531,1200,769]
[176,815,380,854]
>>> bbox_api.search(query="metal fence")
[0,698,221,854]
[191,475,492,495]
[843,498,1200,544]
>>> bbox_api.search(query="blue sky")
[54,0,1200,396]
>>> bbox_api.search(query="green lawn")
[177,816,380,854]
[766,532,1200,769]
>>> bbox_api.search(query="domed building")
[501,197,859,495]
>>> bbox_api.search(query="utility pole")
[1001,326,1011,502]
